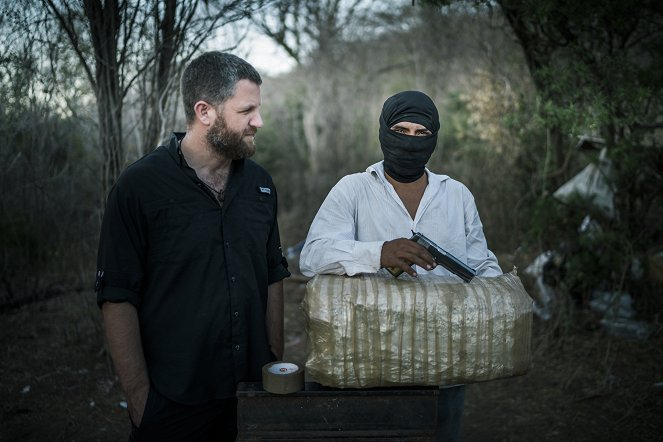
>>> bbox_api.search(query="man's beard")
[206,116,256,160]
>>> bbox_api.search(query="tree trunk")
[97,92,124,196]
[84,0,124,197]
[498,1,568,189]
[142,0,178,153]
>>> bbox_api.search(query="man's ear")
[194,101,215,126]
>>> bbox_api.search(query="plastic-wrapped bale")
[302,270,533,388]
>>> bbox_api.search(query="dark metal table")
[236,381,439,441]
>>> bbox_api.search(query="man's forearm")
[299,238,384,277]
[265,281,284,360]
[102,301,150,424]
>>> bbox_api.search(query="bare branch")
[42,0,96,89]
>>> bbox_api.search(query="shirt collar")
[366,160,449,186]
[167,132,244,174]
[164,132,186,167]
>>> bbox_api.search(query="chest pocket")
[230,195,273,247]
[146,198,221,264]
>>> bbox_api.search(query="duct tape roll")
[262,361,304,394]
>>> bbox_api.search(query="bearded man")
[95,52,290,441]
[300,90,502,441]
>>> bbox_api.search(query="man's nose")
[251,112,263,129]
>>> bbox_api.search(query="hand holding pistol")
[386,232,477,282]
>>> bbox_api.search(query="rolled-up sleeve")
[266,188,291,284]
[462,187,502,277]
[95,181,147,308]
[300,178,383,277]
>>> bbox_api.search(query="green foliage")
[523,133,662,312]
[437,92,479,154]
[494,0,663,312]
[528,193,626,300]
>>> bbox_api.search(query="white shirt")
[299,161,502,278]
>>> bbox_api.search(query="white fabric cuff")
[350,241,384,274]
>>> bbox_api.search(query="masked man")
[300,90,502,441]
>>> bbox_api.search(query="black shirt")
[96,133,290,404]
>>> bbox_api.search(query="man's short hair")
[181,52,262,123]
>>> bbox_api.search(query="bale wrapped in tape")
[302,270,533,388]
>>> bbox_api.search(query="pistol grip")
[386,266,404,277]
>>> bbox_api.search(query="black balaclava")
[379,90,440,183]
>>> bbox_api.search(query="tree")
[40,0,260,196]
[497,0,663,189]
[493,0,663,306]
[254,0,369,179]
[0,4,99,301]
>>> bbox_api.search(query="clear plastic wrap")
[302,270,533,388]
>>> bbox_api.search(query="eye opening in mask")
[389,122,433,137]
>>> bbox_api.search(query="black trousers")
[129,386,237,442]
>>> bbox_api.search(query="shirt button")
[234,311,239,318]
[234,345,240,351]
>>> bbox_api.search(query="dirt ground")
[1,278,662,441]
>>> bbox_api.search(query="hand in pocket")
[129,384,151,427]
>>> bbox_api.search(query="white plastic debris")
[21,385,31,394]
[578,215,602,237]
[118,400,128,409]
[524,251,556,320]
[599,317,652,340]
[531,277,554,320]
[590,291,651,340]
[523,251,554,277]
[589,291,636,319]
[553,147,614,218]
